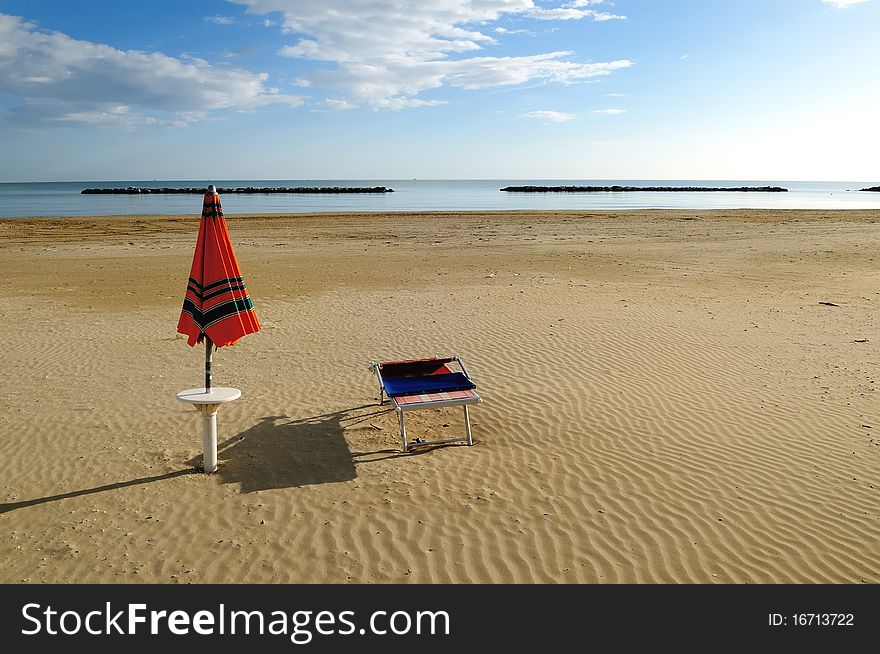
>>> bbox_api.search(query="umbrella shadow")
[211,407,375,492]
[0,469,197,516]
[0,406,462,513]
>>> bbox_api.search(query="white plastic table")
[176,387,241,473]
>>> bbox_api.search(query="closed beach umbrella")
[177,185,260,388]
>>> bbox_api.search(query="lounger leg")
[464,405,473,446]
[398,410,409,452]
[373,365,385,405]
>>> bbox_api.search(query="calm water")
[0,179,878,217]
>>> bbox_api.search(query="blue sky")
[0,0,878,181]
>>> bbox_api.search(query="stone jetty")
[81,186,394,194]
[501,185,788,192]
[859,186,880,192]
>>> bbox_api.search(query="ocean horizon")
[1,179,879,217]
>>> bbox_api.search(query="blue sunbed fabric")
[382,372,476,397]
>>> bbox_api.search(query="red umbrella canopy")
[177,189,261,348]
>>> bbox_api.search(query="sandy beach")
[0,209,877,584]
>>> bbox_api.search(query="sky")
[0,0,878,182]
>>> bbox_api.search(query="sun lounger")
[371,356,481,452]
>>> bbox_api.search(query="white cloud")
[57,105,160,128]
[314,98,360,112]
[528,0,625,22]
[234,1,632,109]
[204,15,237,25]
[494,26,533,35]
[521,110,576,122]
[0,14,303,127]
[443,53,630,89]
[822,0,869,7]
[594,108,625,114]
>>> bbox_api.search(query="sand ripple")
[1,212,877,583]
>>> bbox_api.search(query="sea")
[0,179,878,218]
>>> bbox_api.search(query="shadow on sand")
[0,404,455,514]
[211,404,454,490]
[211,406,373,492]
[211,404,454,493]
[0,468,197,515]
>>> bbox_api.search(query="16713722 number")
[769,613,854,627]
[794,614,853,626]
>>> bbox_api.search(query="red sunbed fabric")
[394,389,479,406]
[378,358,455,378]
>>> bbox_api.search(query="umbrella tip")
[207,184,217,195]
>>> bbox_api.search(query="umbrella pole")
[203,336,216,472]
[205,336,213,391]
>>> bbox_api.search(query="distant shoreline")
[81,186,395,195]
[501,185,788,193]
[2,180,876,217]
